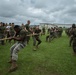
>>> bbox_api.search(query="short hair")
[14,25,20,29]
[12,23,14,24]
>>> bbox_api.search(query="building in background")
[39,23,72,29]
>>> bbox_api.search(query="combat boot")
[9,60,18,72]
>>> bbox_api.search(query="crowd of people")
[0,20,42,72]
[46,26,63,42]
[0,20,76,72]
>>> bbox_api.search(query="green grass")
[0,31,76,75]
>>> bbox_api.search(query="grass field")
[0,31,76,75]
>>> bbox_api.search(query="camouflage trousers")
[72,38,76,53]
[73,42,76,53]
[10,42,26,61]
[32,36,42,46]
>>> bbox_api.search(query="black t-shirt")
[34,29,41,36]
[35,29,41,34]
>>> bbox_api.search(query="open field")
[0,31,76,75]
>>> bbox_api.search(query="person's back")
[17,29,27,45]
[70,24,76,54]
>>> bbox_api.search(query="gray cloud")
[0,0,76,25]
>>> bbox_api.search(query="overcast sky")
[0,0,76,25]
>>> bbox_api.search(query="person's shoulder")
[20,29,25,32]
[20,29,27,33]
[25,24,28,26]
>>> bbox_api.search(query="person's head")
[27,20,30,25]
[3,23,5,26]
[22,23,24,26]
[72,24,76,28]
[11,23,14,27]
[9,23,11,26]
[14,25,21,32]
[0,22,3,26]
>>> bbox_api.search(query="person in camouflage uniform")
[69,24,76,47]
[0,22,6,45]
[5,23,11,43]
[32,26,42,50]
[42,27,45,35]
[9,23,15,37]
[24,20,31,44]
[9,23,15,44]
[8,25,27,72]
[49,27,55,42]
[57,27,63,37]
[21,23,25,29]
[70,24,76,54]
[46,27,54,42]
[53,27,58,38]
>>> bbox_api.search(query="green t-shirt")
[25,24,31,34]
[25,24,30,31]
